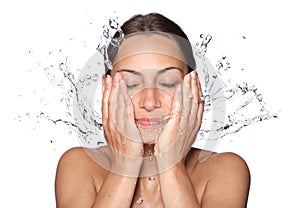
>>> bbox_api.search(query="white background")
[1,0,299,207]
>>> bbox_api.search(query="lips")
[135,118,166,127]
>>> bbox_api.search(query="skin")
[55,52,250,208]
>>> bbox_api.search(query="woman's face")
[111,52,188,142]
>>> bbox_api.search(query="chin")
[138,126,163,144]
[142,139,156,145]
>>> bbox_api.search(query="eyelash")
[126,82,177,89]
[127,84,139,89]
[159,83,177,88]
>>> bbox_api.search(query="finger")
[191,71,200,101]
[181,73,193,129]
[107,73,121,138]
[116,80,126,138]
[101,74,112,143]
[102,74,105,94]
[102,74,112,125]
[196,71,205,107]
[155,84,182,149]
[190,73,205,136]
[196,75,205,127]
[190,71,205,131]
[108,72,121,117]
[122,82,141,142]
[196,72,203,98]
[171,84,182,119]
[184,73,191,91]
[190,71,200,122]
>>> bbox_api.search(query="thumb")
[160,84,182,135]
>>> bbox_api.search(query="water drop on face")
[148,176,155,181]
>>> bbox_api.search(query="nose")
[138,87,161,111]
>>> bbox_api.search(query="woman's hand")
[154,71,204,168]
[102,73,144,174]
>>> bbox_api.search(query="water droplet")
[136,197,144,204]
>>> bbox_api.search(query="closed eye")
[127,84,139,89]
[159,82,177,88]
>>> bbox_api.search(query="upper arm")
[201,152,250,208]
[55,147,98,208]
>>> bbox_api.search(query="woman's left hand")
[154,71,204,166]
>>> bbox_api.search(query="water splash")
[193,36,278,143]
[20,17,278,150]
[96,15,124,72]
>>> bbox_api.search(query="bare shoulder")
[57,146,109,171]
[188,149,250,178]
[200,151,249,174]
[55,147,108,208]
[57,147,89,165]
[188,149,250,207]
[57,147,100,174]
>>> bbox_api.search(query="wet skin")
[55,52,250,208]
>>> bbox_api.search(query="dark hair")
[106,13,196,74]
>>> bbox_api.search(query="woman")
[55,13,250,208]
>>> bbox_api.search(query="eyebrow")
[157,67,183,74]
[116,66,183,75]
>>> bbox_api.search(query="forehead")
[113,53,187,73]
[113,33,185,66]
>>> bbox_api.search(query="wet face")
[109,34,189,143]
[111,52,188,143]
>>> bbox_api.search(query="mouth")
[135,117,168,127]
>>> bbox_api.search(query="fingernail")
[114,73,120,82]
[184,74,191,84]
[106,74,111,84]
[102,74,105,85]
[191,71,197,79]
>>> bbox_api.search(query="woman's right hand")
[102,73,144,167]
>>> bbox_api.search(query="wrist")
[109,149,143,177]
[154,140,190,174]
